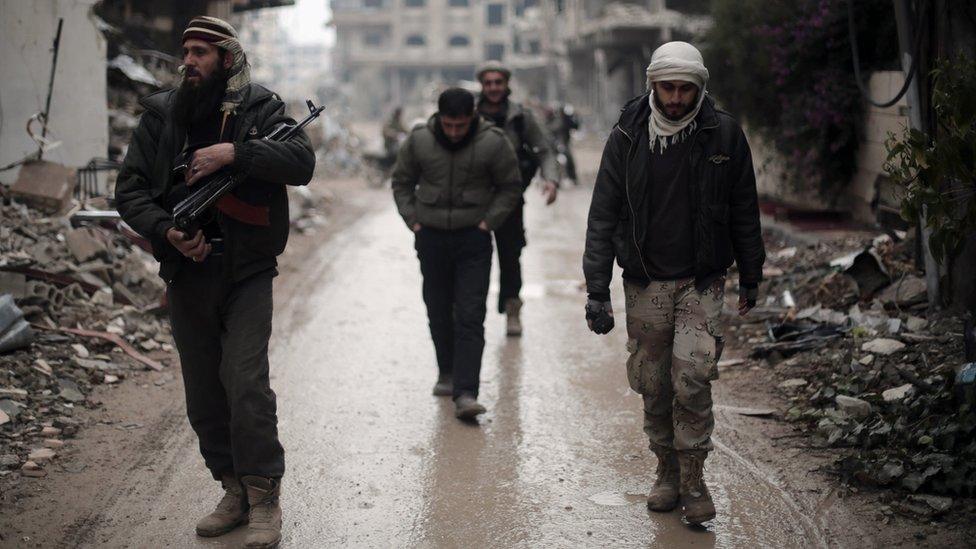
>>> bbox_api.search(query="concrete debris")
[20,461,46,478]
[835,395,872,419]
[737,230,971,496]
[0,454,19,468]
[861,338,906,356]
[0,410,8,426]
[882,383,914,402]
[65,227,111,263]
[28,447,56,463]
[42,439,64,449]
[878,276,928,307]
[58,378,85,403]
[9,161,76,214]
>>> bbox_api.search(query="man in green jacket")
[477,61,560,336]
[114,17,314,547]
[392,88,522,419]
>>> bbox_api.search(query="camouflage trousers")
[624,278,725,452]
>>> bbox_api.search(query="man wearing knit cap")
[115,15,315,547]
[583,41,765,525]
[476,61,560,336]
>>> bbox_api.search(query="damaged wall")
[0,0,109,185]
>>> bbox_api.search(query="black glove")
[585,299,614,334]
[742,286,759,308]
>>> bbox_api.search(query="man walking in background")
[476,61,560,336]
[582,42,765,525]
[115,16,315,547]
[392,88,522,419]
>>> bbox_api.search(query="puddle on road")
[588,491,646,506]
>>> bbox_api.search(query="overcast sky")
[276,0,335,47]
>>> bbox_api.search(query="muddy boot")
[195,472,248,537]
[242,476,282,548]
[647,446,680,512]
[454,394,487,420]
[678,451,716,525]
[432,374,453,397]
[504,298,523,337]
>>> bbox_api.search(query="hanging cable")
[847,0,928,108]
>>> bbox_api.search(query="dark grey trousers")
[167,260,284,480]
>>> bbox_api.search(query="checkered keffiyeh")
[180,16,251,115]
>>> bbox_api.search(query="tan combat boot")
[195,472,248,537]
[678,450,716,525]
[505,298,523,337]
[242,475,282,548]
[647,445,680,512]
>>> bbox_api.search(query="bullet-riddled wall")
[0,0,109,185]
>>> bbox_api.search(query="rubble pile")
[0,201,172,479]
[729,229,975,501]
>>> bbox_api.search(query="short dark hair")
[438,88,475,117]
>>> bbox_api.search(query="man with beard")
[392,88,522,419]
[582,42,765,526]
[115,16,314,547]
[476,61,559,337]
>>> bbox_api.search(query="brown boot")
[678,450,716,525]
[647,445,680,512]
[505,298,523,337]
[195,472,248,537]
[242,476,282,548]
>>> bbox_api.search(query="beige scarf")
[645,42,710,153]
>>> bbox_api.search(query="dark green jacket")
[115,83,315,283]
[391,116,522,231]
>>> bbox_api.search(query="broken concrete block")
[90,287,113,306]
[906,315,928,332]
[0,399,24,419]
[40,426,61,437]
[42,439,64,449]
[0,410,8,426]
[0,272,28,299]
[10,160,76,213]
[859,354,876,366]
[58,379,84,403]
[844,249,892,299]
[835,395,873,419]
[861,338,906,355]
[0,454,19,468]
[65,227,110,263]
[882,383,914,402]
[71,343,90,358]
[27,447,56,463]
[20,461,46,478]
[879,276,927,306]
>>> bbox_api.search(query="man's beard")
[174,64,228,127]
[654,93,697,121]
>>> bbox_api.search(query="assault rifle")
[171,99,325,235]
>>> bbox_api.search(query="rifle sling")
[216,194,270,227]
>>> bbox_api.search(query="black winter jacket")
[583,94,765,301]
[115,84,315,284]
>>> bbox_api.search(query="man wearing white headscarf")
[116,16,315,547]
[583,41,765,526]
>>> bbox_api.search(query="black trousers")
[415,226,493,398]
[493,197,526,314]
[167,260,284,480]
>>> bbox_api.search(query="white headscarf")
[645,41,710,153]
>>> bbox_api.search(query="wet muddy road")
[82,184,826,548]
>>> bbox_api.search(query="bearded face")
[652,80,700,120]
[174,39,230,126]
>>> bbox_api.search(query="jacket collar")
[616,92,719,140]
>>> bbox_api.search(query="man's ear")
[222,51,233,70]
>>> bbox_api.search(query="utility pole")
[893,0,940,308]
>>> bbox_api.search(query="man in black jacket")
[115,16,314,547]
[583,42,765,526]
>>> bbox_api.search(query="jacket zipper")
[616,126,651,282]
[448,152,454,229]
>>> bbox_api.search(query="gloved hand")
[738,285,759,316]
[585,299,614,334]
